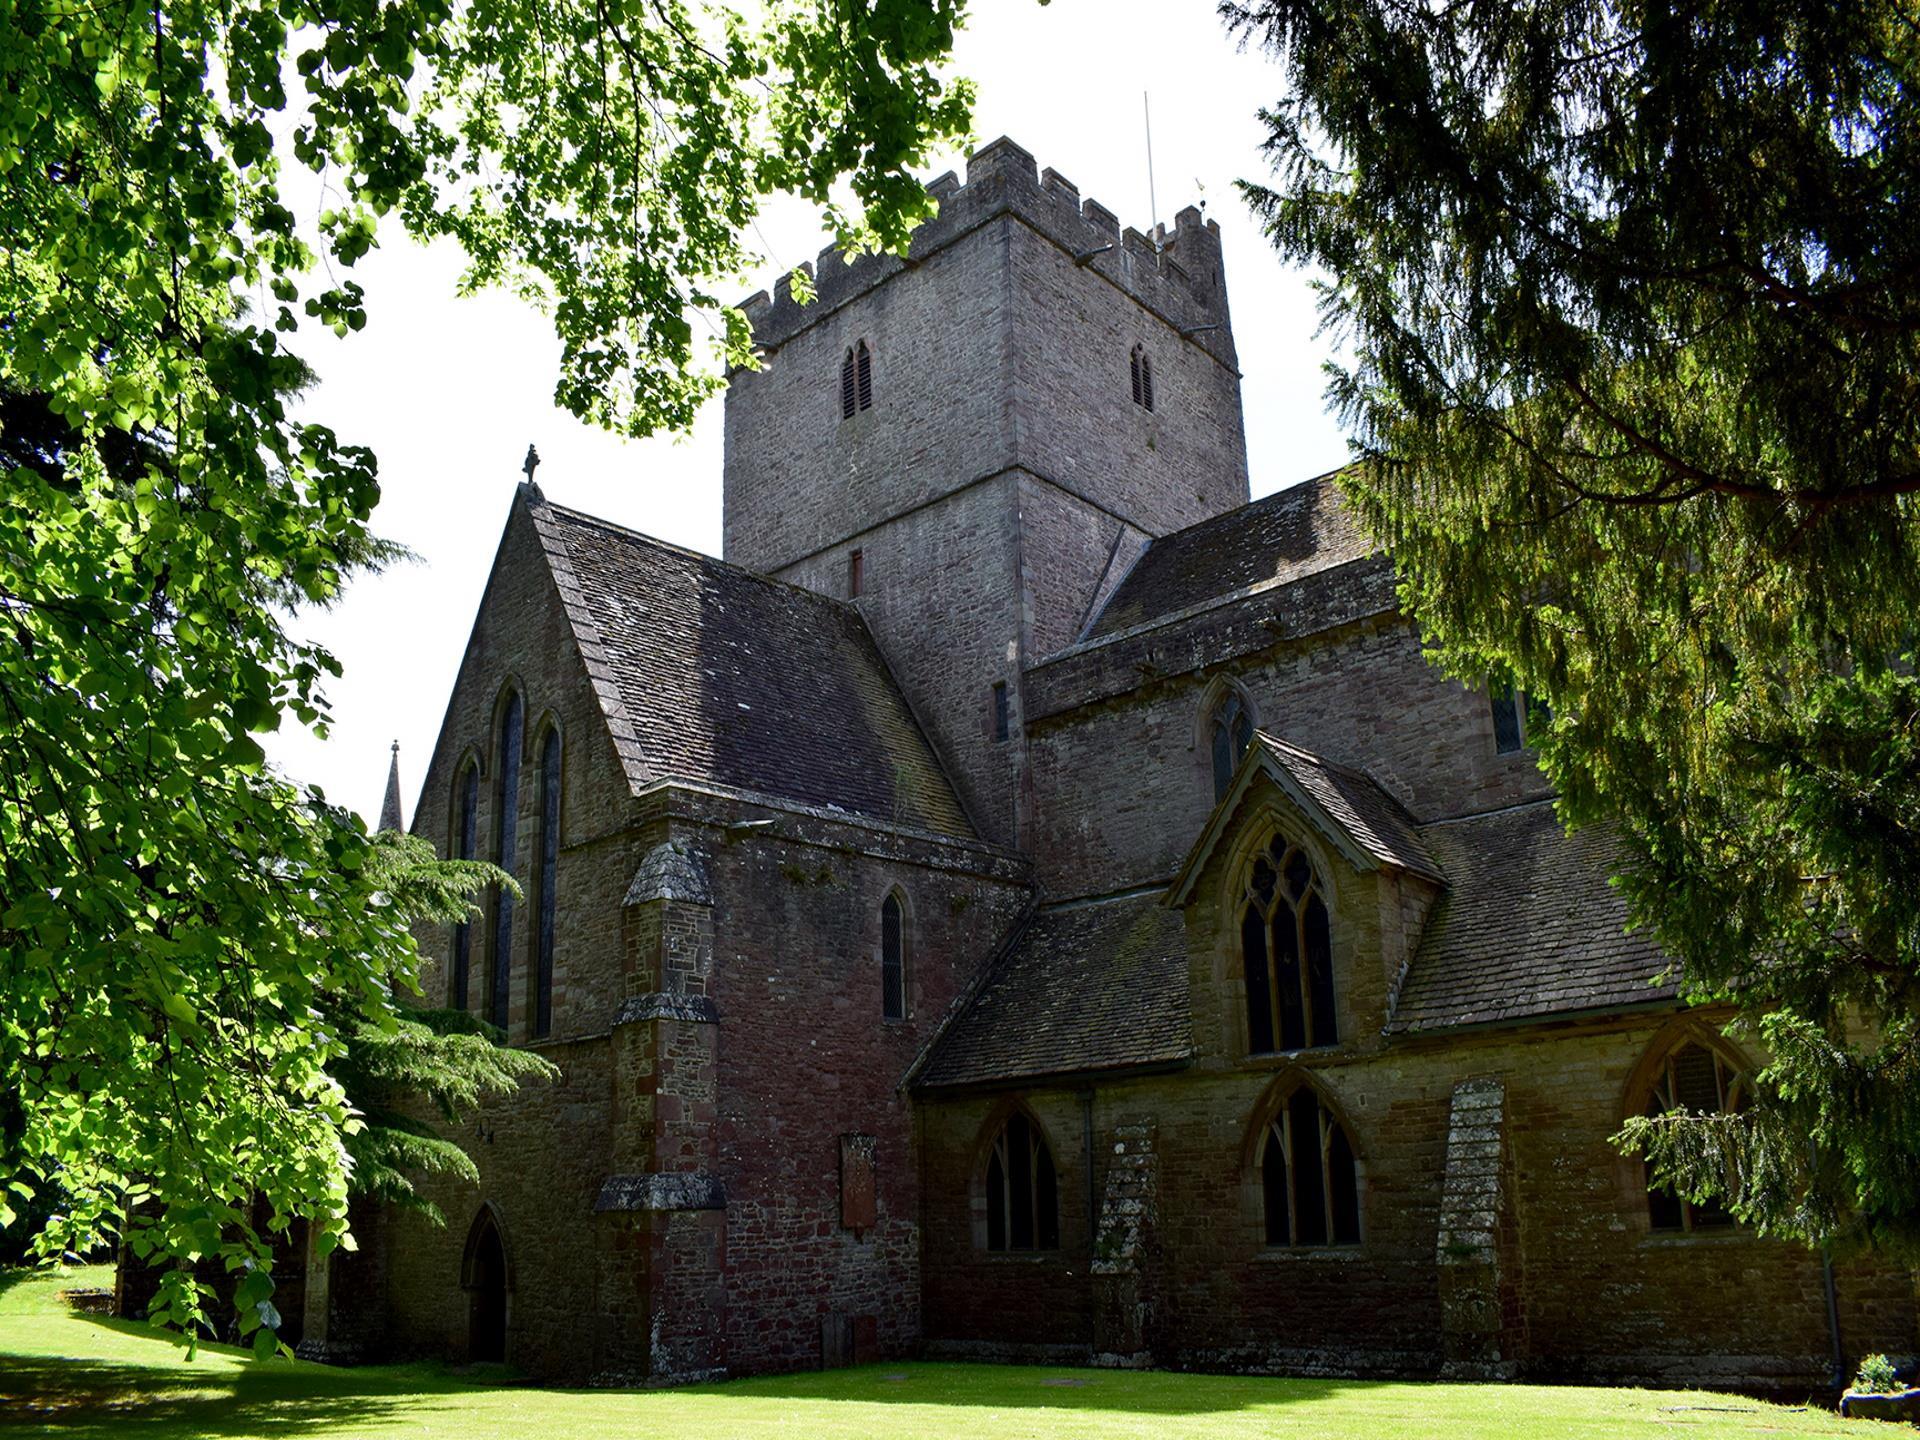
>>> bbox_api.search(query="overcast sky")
[262,0,1351,826]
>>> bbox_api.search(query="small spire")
[521,442,542,496]
[379,739,404,833]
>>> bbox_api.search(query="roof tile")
[1389,802,1676,1033]
[916,892,1192,1089]
[1085,475,1373,640]
[529,496,973,839]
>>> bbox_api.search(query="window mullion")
[1281,1111,1297,1246]
[1267,912,1282,1055]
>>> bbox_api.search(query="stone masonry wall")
[389,483,1036,1381]
[1007,213,1248,540]
[1026,612,1554,899]
[724,216,1015,576]
[918,1018,1918,1387]
[920,787,1916,1386]
[776,474,1023,846]
[724,136,1240,582]
[695,816,1029,1374]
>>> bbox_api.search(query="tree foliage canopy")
[1228,0,1920,1250]
[0,0,971,1346]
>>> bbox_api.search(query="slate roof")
[525,493,973,839]
[1388,801,1676,1033]
[1084,473,1375,640]
[1257,735,1441,882]
[1168,732,1441,906]
[915,891,1193,1090]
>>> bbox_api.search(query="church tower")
[723,138,1249,846]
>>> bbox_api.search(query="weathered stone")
[623,841,713,907]
[593,1173,727,1213]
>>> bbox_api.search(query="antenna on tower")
[1143,91,1160,246]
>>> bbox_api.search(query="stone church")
[304,137,1916,1388]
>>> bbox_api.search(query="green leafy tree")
[1226,0,1920,1250]
[1,0,972,1344]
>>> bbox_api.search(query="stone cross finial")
[522,443,541,483]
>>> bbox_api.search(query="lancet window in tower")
[841,340,874,420]
[880,892,906,1021]
[984,1110,1059,1252]
[1240,835,1337,1053]
[1210,692,1255,801]
[1130,343,1154,410]
[450,764,479,1009]
[1261,1086,1361,1247]
[489,691,523,1032]
[531,728,560,1039]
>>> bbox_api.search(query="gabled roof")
[1082,473,1375,642]
[1388,801,1675,1033]
[1167,731,1441,906]
[520,489,974,839]
[913,890,1192,1091]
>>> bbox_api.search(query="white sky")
[263,0,1351,825]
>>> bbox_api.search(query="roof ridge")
[534,495,865,618]
[1416,795,1560,829]
[1255,730,1418,821]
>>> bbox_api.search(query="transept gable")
[1166,731,1442,911]
[503,484,977,840]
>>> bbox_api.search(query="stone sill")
[1255,1245,1365,1262]
[1238,1045,1347,1068]
[1637,1228,1753,1249]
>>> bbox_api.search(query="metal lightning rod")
[1144,91,1160,246]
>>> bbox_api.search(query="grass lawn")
[0,1265,1889,1439]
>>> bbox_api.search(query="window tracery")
[1240,834,1337,1053]
[984,1109,1059,1252]
[1260,1085,1361,1247]
[1638,1039,1745,1232]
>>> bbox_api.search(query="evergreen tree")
[1225,0,1920,1250]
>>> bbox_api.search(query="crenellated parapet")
[737,136,1235,370]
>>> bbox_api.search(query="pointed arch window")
[1640,1040,1745,1232]
[1261,1087,1361,1247]
[1210,691,1255,801]
[985,1110,1059,1252]
[450,763,480,1010]
[880,892,906,1021]
[530,728,561,1039]
[1130,344,1154,411]
[489,692,523,1032]
[840,340,874,419]
[1241,834,1337,1053]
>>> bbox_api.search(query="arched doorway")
[462,1206,509,1363]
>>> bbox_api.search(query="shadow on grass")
[0,1349,467,1439]
[0,1306,482,1439]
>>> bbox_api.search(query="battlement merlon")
[734,136,1236,371]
